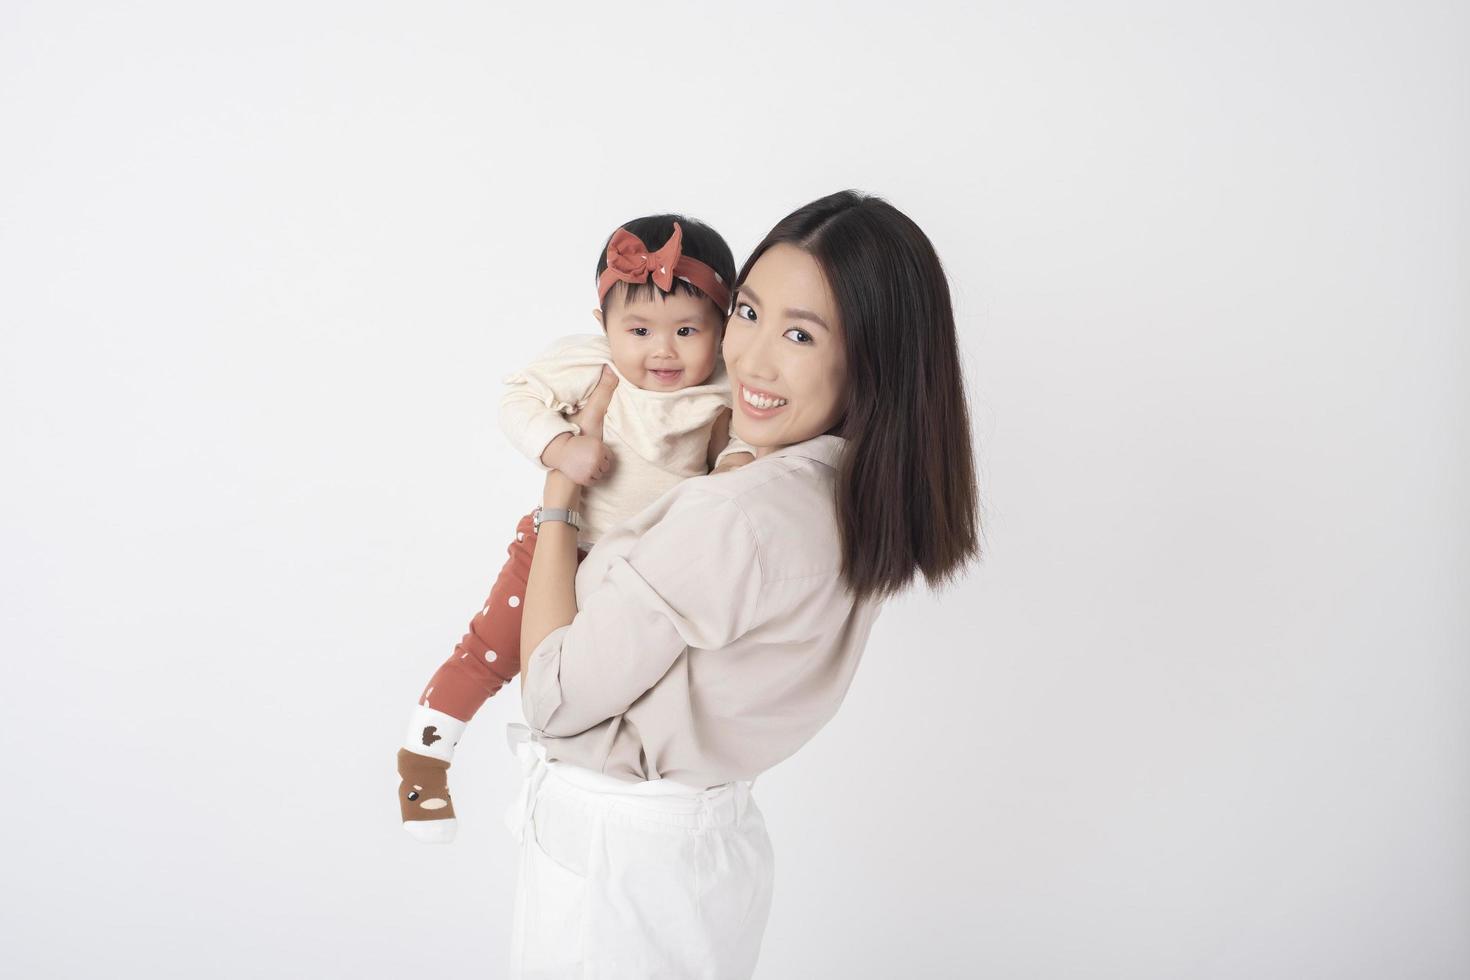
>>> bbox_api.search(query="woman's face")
[723,243,849,455]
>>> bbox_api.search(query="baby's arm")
[707,407,756,473]
[500,338,615,485]
[540,432,613,486]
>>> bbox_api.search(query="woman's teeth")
[742,386,787,410]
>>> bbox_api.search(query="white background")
[2,2,1466,977]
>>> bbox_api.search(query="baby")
[396,214,754,841]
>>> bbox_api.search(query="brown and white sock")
[398,705,466,843]
[396,511,550,844]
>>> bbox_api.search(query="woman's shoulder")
[698,434,845,501]
[681,439,846,583]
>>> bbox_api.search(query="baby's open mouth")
[649,368,684,383]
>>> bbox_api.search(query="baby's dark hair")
[596,214,736,317]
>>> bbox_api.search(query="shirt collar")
[758,433,848,469]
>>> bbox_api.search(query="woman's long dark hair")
[736,190,981,600]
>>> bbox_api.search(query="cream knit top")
[499,334,753,545]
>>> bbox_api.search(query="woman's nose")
[738,326,780,380]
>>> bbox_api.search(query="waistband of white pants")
[504,722,750,817]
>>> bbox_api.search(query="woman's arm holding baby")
[520,367,765,737]
[520,472,584,661]
[522,367,618,677]
[520,478,765,737]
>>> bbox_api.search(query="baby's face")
[597,289,722,392]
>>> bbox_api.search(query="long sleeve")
[715,429,758,468]
[521,491,764,738]
[498,336,611,469]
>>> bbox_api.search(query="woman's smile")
[738,383,789,417]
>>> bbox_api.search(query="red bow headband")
[596,221,731,313]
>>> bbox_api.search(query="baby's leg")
[420,510,539,720]
[398,510,538,842]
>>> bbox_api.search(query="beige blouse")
[520,433,885,790]
[499,333,754,545]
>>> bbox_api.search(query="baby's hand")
[544,366,619,486]
[548,434,612,486]
[712,452,755,475]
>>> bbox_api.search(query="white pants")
[503,723,775,979]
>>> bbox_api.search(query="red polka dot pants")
[418,509,590,723]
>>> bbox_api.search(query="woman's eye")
[784,327,813,344]
[734,302,757,322]
[677,326,697,337]
[632,327,649,337]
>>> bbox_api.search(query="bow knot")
[595,220,731,312]
[603,222,684,293]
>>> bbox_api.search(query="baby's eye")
[784,327,813,344]
[676,326,698,337]
[631,327,649,337]
[733,302,757,322]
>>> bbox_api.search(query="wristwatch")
[532,505,583,535]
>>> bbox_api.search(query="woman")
[509,190,980,978]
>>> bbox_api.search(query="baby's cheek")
[688,341,721,386]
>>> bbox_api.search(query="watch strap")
[533,506,582,533]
